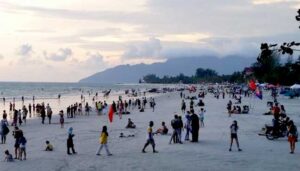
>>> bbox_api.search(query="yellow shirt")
[99,132,108,144]
[147,127,153,139]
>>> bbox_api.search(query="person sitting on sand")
[45,141,53,151]
[236,106,241,114]
[235,96,242,104]
[198,99,205,107]
[242,106,249,114]
[126,118,136,129]
[232,106,237,113]
[155,122,168,135]
[263,107,273,115]
[4,150,13,162]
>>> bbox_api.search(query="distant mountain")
[79,56,256,83]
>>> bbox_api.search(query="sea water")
[0,82,171,119]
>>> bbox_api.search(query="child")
[96,126,112,156]
[67,127,76,155]
[19,134,27,160]
[13,127,23,159]
[4,150,13,162]
[142,121,158,153]
[59,110,64,128]
[184,111,191,141]
[45,141,54,151]
[287,120,298,154]
[229,120,242,152]
[199,108,205,127]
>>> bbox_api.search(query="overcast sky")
[0,0,299,82]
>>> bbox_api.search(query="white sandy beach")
[0,90,300,171]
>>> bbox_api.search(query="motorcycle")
[265,122,287,140]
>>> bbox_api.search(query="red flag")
[249,80,257,91]
[108,105,114,123]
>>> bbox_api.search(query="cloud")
[4,2,142,23]
[44,48,72,61]
[17,44,33,57]
[69,52,106,73]
[82,52,105,68]
[0,54,3,60]
[122,37,162,59]
[252,0,300,5]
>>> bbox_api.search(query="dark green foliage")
[253,43,300,85]
[251,9,300,85]
[296,9,300,28]
[195,68,218,78]
[142,69,245,84]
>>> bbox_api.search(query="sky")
[0,0,299,82]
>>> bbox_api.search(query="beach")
[0,88,300,171]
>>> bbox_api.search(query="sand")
[0,90,300,171]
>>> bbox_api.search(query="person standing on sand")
[199,108,205,127]
[287,120,298,154]
[178,116,183,143]
[12,109,18,126]
[96,126,112,156]
[112,101,117,114]
[67,127,76,155]
[28,103,32,118]
[33,103,36,115]
[59,110,64,128]
[142,121,158,153]
[85,102,90,115]
[0,115,9,144]
[181,100,186,114]
[9,103,12,112]
[40,106,46,124]
[229,120,242,152]
[13,127,23,159]
[22,106,28,125]
[18,109,22,126]
[46,104,52,124]
[190,110,199,142]
[184,111,191,141]
[18,134,27,160]
[169,115,179,144]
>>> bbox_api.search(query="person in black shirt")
[190,110,199,142]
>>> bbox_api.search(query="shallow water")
[0,82,175,119]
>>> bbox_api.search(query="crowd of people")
[0,85,298,165]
